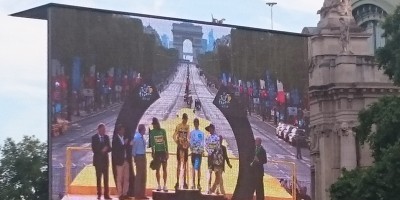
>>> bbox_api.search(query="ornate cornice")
[309,86,400,100]
[308,55,376,75]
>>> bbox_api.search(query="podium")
[175,189,202,200]
[152,189,226,200]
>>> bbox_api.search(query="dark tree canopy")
[357,96,400,160]
[0,136,48,200]
[197,29,308,94]
[50,7,178,85]
[376,6,400,85]
[331,142,400,200]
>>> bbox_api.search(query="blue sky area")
[0,0,323,143]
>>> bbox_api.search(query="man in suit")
[112,124,130,200]
[251,137,267,200]
[92,123,112,200]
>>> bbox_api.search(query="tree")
[0,136,48,200]
[376,6,400,85]
[331,142,400,200]
[330,5,400,200]
[230,28,308,90]
[330,96,400,200]
[329,168,365,200]
[357,96,400,160]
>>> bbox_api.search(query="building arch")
[172,22,204,63]
[352,0,398,51]
[352,0,396,14]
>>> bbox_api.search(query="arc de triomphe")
[172,22,203,63]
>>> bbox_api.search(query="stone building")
[352,0,399,53]
[303,0,399,199]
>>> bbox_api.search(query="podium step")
[152,189,226,200]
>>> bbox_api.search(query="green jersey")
[149,128,168,152]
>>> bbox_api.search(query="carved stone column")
[338,122,357,170]
[310,125,320,200]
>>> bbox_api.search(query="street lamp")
[266,2,277,30]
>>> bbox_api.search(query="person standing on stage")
[112,124,130,200]
[205,124,220,194]
[251,137,267,200]
[189,118,205,190]
[210,135,232,195]
[132,124,149,199]
[149,117,169,192]
[173,113,190,190]
[91,123,112,200]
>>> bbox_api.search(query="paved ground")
[52,62,310,198]
[189,66,311,191]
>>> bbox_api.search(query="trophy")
[250,147,260,167]
[250,155,258,167]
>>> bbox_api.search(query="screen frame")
[11,3,311,199]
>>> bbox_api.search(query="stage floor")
[61,195,153,200]
[64,109,293,200]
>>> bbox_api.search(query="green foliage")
[330,168,365,200]
[152,47,179,86]
[0,136,48,200]
[198,29,308,94]
[376,6,400,85]
[369,142,400,200]
[50,8,178,80]
[198,52,221,84]
[357,96,400,160]
[230,29,308,89]
[51,9,145,73]
[331,142,400,200]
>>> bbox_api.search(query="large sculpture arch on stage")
[114,73,255,199]
[172,22,204,63]
[213,85,256,200]
[113,76,160,196]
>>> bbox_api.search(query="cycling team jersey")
[206,133,220,155]
[149,128,168,152]
[174,123,190,149]
[190,129,205,154]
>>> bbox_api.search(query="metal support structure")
[292,161,297,200]
[266,2,277,30]
[270,160,297,200]
[65,147,72,195]
[65,147,92,195]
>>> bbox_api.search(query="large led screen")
[48,5,309,200]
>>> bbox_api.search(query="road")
[51,62,310,197]
[189,65,311,192]
[51,63,188,197]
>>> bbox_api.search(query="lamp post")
[266,2,277,30]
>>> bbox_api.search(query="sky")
[0,0,324,143]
